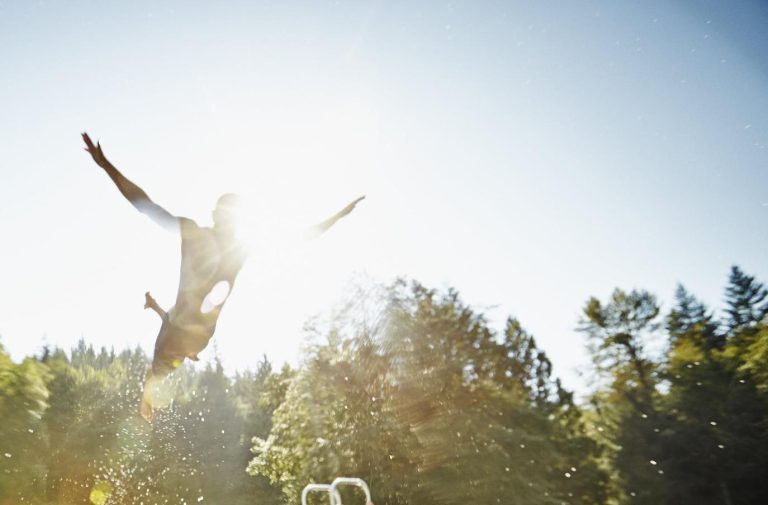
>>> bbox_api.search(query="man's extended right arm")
[82,132,180,232]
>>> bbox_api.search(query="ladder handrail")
[330,477,372,505]
[301,483,342,505]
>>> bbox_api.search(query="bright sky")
[1,0,767,393]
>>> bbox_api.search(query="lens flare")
[89,481,112,505]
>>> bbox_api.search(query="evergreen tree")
[661,290,737,505]
[667,285,720,349]
[723,266,768,332]
[579,289,665,505]
[0,341,51,503]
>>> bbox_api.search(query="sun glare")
[185,96,378,370]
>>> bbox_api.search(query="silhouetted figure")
[82,133,364,422]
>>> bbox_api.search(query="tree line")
[1,266,766,505]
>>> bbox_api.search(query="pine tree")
[724,266,768,332]
[579,289,665,505]
[0,341,51,502]
[667,285,720,348]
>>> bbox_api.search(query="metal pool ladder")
[301,477,373,505]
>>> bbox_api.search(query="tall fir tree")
[579,289,665,505]
[723,266,768,333]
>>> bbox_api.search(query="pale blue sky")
[1,0,766,392]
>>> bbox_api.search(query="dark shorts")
[150,316,214,377]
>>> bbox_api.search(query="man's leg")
[144,292,167,320]
[140,317,174,423]
[139,371,157,423]
[140,362,174,423]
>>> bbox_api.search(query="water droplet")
[650,460,657,465]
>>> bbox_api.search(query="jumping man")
[82,133,364,422]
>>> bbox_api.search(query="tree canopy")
[1,268,767,504]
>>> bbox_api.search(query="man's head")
[212,193,241,230]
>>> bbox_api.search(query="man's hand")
[82,132,110,168]
[338,195,366,218]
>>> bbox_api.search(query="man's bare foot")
[139,398,154,423]
[144,291,155,310]
[144,292,168,320]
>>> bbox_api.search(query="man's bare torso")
[162,218,248,352]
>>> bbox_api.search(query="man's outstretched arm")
[305,196,365,240]
[82,133,181,232]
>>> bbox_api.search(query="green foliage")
[0,342,51,503]
[2,271,768,504]
[581,268,768,505]
[0,339,279,505]
[250,281,607,505]
[579,289,665,505]
[724,266,768,333]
